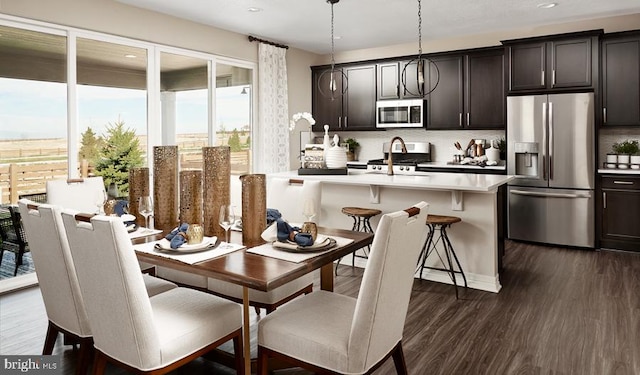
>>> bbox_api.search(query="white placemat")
[128,227,163,239]
[134,239,245,264]
[247,235,354,263]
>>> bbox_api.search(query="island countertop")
[270,170,514,192]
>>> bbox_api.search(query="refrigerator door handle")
[549,102,553,180]
[542,102,547,181]
[510,189,592,199]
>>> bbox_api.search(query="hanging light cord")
[330,1,336,71]
[417,0,422,57]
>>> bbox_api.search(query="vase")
[153,146,179,231]
[241,174,266,247]
[203,146,230,238]
[179,170,203,225]
[128,167,149,227]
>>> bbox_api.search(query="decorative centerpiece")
[612,140,639,169]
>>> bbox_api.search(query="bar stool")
[416,214,467,299]
[335,206,382,275]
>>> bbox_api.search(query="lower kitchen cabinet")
[600,175,640,252]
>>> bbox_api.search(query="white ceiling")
[116,0,640,54]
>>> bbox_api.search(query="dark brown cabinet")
[503,31,600,93]
[377,60,425,100]
[427,48,505,129]
[600,175,640,252]
[312,64,377,131]
[601,32,640,126]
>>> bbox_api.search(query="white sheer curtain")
[256,43,289,173]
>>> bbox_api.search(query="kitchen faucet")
[387,136,407,175]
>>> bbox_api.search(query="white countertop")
[272,170,514,192]
[598,168,640,175]
[346,160,506,171]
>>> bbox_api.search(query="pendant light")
[401,0,439,97]
[317,0,347,101]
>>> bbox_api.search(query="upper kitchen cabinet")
[312,63,377,131]
[377,60,425,100]
[426,47,505,130]
[601,31,640,127]
[502,30,601,93]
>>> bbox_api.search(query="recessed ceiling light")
[247,7,263,12]
[537,2,558,9]
[124,54,137,58]
[333,36,342,40]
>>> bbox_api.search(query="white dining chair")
[61,210,244,375]
[205,178,321,313]
[17,200,178,375]
[257,201,429,375]
[46,177,107,213]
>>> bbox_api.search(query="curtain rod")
[248,35,289,49]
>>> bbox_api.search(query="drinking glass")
[95,190,108,214]
[219,205,235,247]
[138,196,154,231]
[302,199,316,222]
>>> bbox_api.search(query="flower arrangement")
[289,112,316,131]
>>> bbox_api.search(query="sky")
[0,78,251,140]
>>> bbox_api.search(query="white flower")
[289,112,316,131]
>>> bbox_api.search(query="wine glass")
[95,189,108,214]
[138,196,153,232]
[219,205,235,247]
[302,199,316,223]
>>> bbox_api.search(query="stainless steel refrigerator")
[507,93,595,248]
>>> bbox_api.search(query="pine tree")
[228,129,241,152]
[94,119,144,196]
[79,127,102,162]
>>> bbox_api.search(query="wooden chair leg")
[233,332,245,375]
[391,342,408,375]
[76,338,93,375]
[91,350,107,375]
[254,306,261,315]
[42,321,59,355]
[257,346,269,375]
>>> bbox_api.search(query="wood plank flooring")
[1,240,638,374]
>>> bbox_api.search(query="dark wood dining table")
[132,227,374,374]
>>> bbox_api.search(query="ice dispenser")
[514,142,539,177]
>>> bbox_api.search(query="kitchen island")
[268,170,514,293]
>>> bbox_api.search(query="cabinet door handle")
[397,85,400,98]
[459,113,462,127]
[541,70,545,85]
[603,192,606,209]
[613,181,634,185]
[603,108,607,124]
[552,69,556,85]
[338,117,342,129]
[344,116,348,128]
[466,113,470,126]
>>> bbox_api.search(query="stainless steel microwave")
[376,99,426,128]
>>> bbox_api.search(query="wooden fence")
[0,151,251,204]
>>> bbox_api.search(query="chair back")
[61,211,161,369]
[17,200,91,337]
[348,201,428,372]
[267,178,322,224]
[46,177,106,213]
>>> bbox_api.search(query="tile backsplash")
[598,128,640,166]
[312,129,505,163]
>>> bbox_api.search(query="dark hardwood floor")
[1,240,638,374]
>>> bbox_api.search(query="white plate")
[155,236,218,252]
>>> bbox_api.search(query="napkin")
[165,223,189,249]
[276,219,314,247]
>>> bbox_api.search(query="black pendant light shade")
[317,0,347,101]
[401,0,439,98]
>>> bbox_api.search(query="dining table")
[132,226,374,374]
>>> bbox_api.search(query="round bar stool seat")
[336,207,382,275]
[417,214,467,299]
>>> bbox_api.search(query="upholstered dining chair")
[257,201,429,375]
[46,177,107,214]
[61,211,244,375]
[17,200,178,375]
[205,178,321,313]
